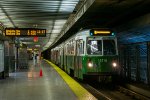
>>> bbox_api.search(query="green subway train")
[51,28,119,82]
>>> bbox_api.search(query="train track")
[79,82,150,100]
[81,83,111,100]
[117,86,150,100]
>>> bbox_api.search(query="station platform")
[0,60,97,100]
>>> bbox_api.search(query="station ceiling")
[0,0,150,51]
[52,0,150,48]
[0,0,82,51]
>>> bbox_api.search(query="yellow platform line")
[45,60,97,100]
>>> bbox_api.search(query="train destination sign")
[94,30,111,35]
[90,29,113,36]
[5,28,46,37]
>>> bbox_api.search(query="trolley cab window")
[87,40,102,55]
[87,38,117,55]
[103,40,116,55]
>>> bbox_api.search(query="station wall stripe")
[45,60,97,100]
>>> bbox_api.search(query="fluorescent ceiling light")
[53,25,64,29]
[59,1,79,12]
[0,16,7,19]
[50,34,59,38]
[52,30,61,34]
[55,20,66,24]
[60,7,74,12]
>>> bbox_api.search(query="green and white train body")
[51,29,118,81]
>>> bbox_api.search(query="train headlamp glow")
[88,62,93,68]
[112,62,117,68]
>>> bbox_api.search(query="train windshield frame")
[86,37,117,55]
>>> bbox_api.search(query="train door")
[75,39,84,79]
[62,47,65,70]
[64,44,67,71]
[60,47,64,70]
[74,40,78,78]
[0,42,4,78]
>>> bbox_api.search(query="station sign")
[5,28,46,37]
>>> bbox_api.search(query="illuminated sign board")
[5,28,46,37]
[90,29,114,36]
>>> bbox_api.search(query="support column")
[147,42,150,85]
[136,45,140,82]
[15,38,19,71]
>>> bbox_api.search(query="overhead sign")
[5,28,46,37]
[94,30,111,35]
[90,29,114,36]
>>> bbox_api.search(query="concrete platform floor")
[0,60,77,100]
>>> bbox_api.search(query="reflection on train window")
[103,40,116,55]
[77,40,84,55]
[71,41,75,54]
[87,40,102,55]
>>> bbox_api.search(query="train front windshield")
[103,40,116,55]
[87,38,117,55]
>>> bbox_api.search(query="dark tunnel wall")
[116,13,150,44]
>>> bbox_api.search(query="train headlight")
[88,62,93,68]
[112,62,117,68]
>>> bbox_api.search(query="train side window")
[77,39,84,55]
[70,41,75,55]
[65,44,68,55]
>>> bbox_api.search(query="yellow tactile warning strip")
[45,60,97,100]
